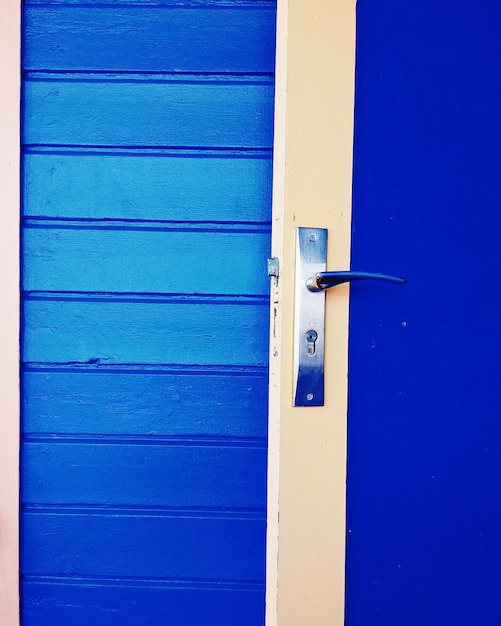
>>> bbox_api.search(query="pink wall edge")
[0,0,20,623]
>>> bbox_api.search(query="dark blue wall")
[347,1,501,624]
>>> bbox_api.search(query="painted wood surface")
[21,1,275,623]
[346,1,501,624]
[24,4,276,73]
[23,367,268,437]
[22,582,264,626]
[23,223,270,294]
[24,149,272,222]
[23,512,265,579]
[23,441,266,508]
[23,297,268,365]
[24,75,274,148]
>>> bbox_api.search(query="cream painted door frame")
[266,2,356,625]
[0,1,356,624]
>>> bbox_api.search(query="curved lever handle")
[307,271,407,292]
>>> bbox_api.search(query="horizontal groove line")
[23,291,269,304]
[23,144,274,153]
[23,433,267,448]
[25,1,275,9]
[22,503,265,519]
[22,574,265,592]
[23,217,271,233]
[22,362,268,375]
[22,145,272,157]
[24,71,274,84]
[23,69,275,78]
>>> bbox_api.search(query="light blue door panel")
[24,149,272,222]
[24,75,274,148]
[21,1,276,623]
[23,225,271,295]
[23,298,269,365]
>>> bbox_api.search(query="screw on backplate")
[309,233,317,242]
[306,393,314,401]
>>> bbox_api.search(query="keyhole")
[305,330,318,356]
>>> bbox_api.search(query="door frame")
[266,2,356,624]
[0,1,356,624]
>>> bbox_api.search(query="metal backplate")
[293,227,327,406]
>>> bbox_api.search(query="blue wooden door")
[346,1,501,624]
[21,2,276,624]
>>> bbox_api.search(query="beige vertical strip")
[0,0,20,624]
[265,0,288,624]
[267,1,356,624]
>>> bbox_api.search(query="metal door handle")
[307,271,407,292]
[293,227,406,406]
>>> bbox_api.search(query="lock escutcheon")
[305,330,318,356]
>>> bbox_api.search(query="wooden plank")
[23,225,270,295]
[23,369,268,438]
[22,512,265,580]
[22,441,266,508]
[25,0,275,6]
[22,581,264,626]
[24,75,274,148]
[23,297,269,365]
[23,150,272,222]
[24,6,276,73]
